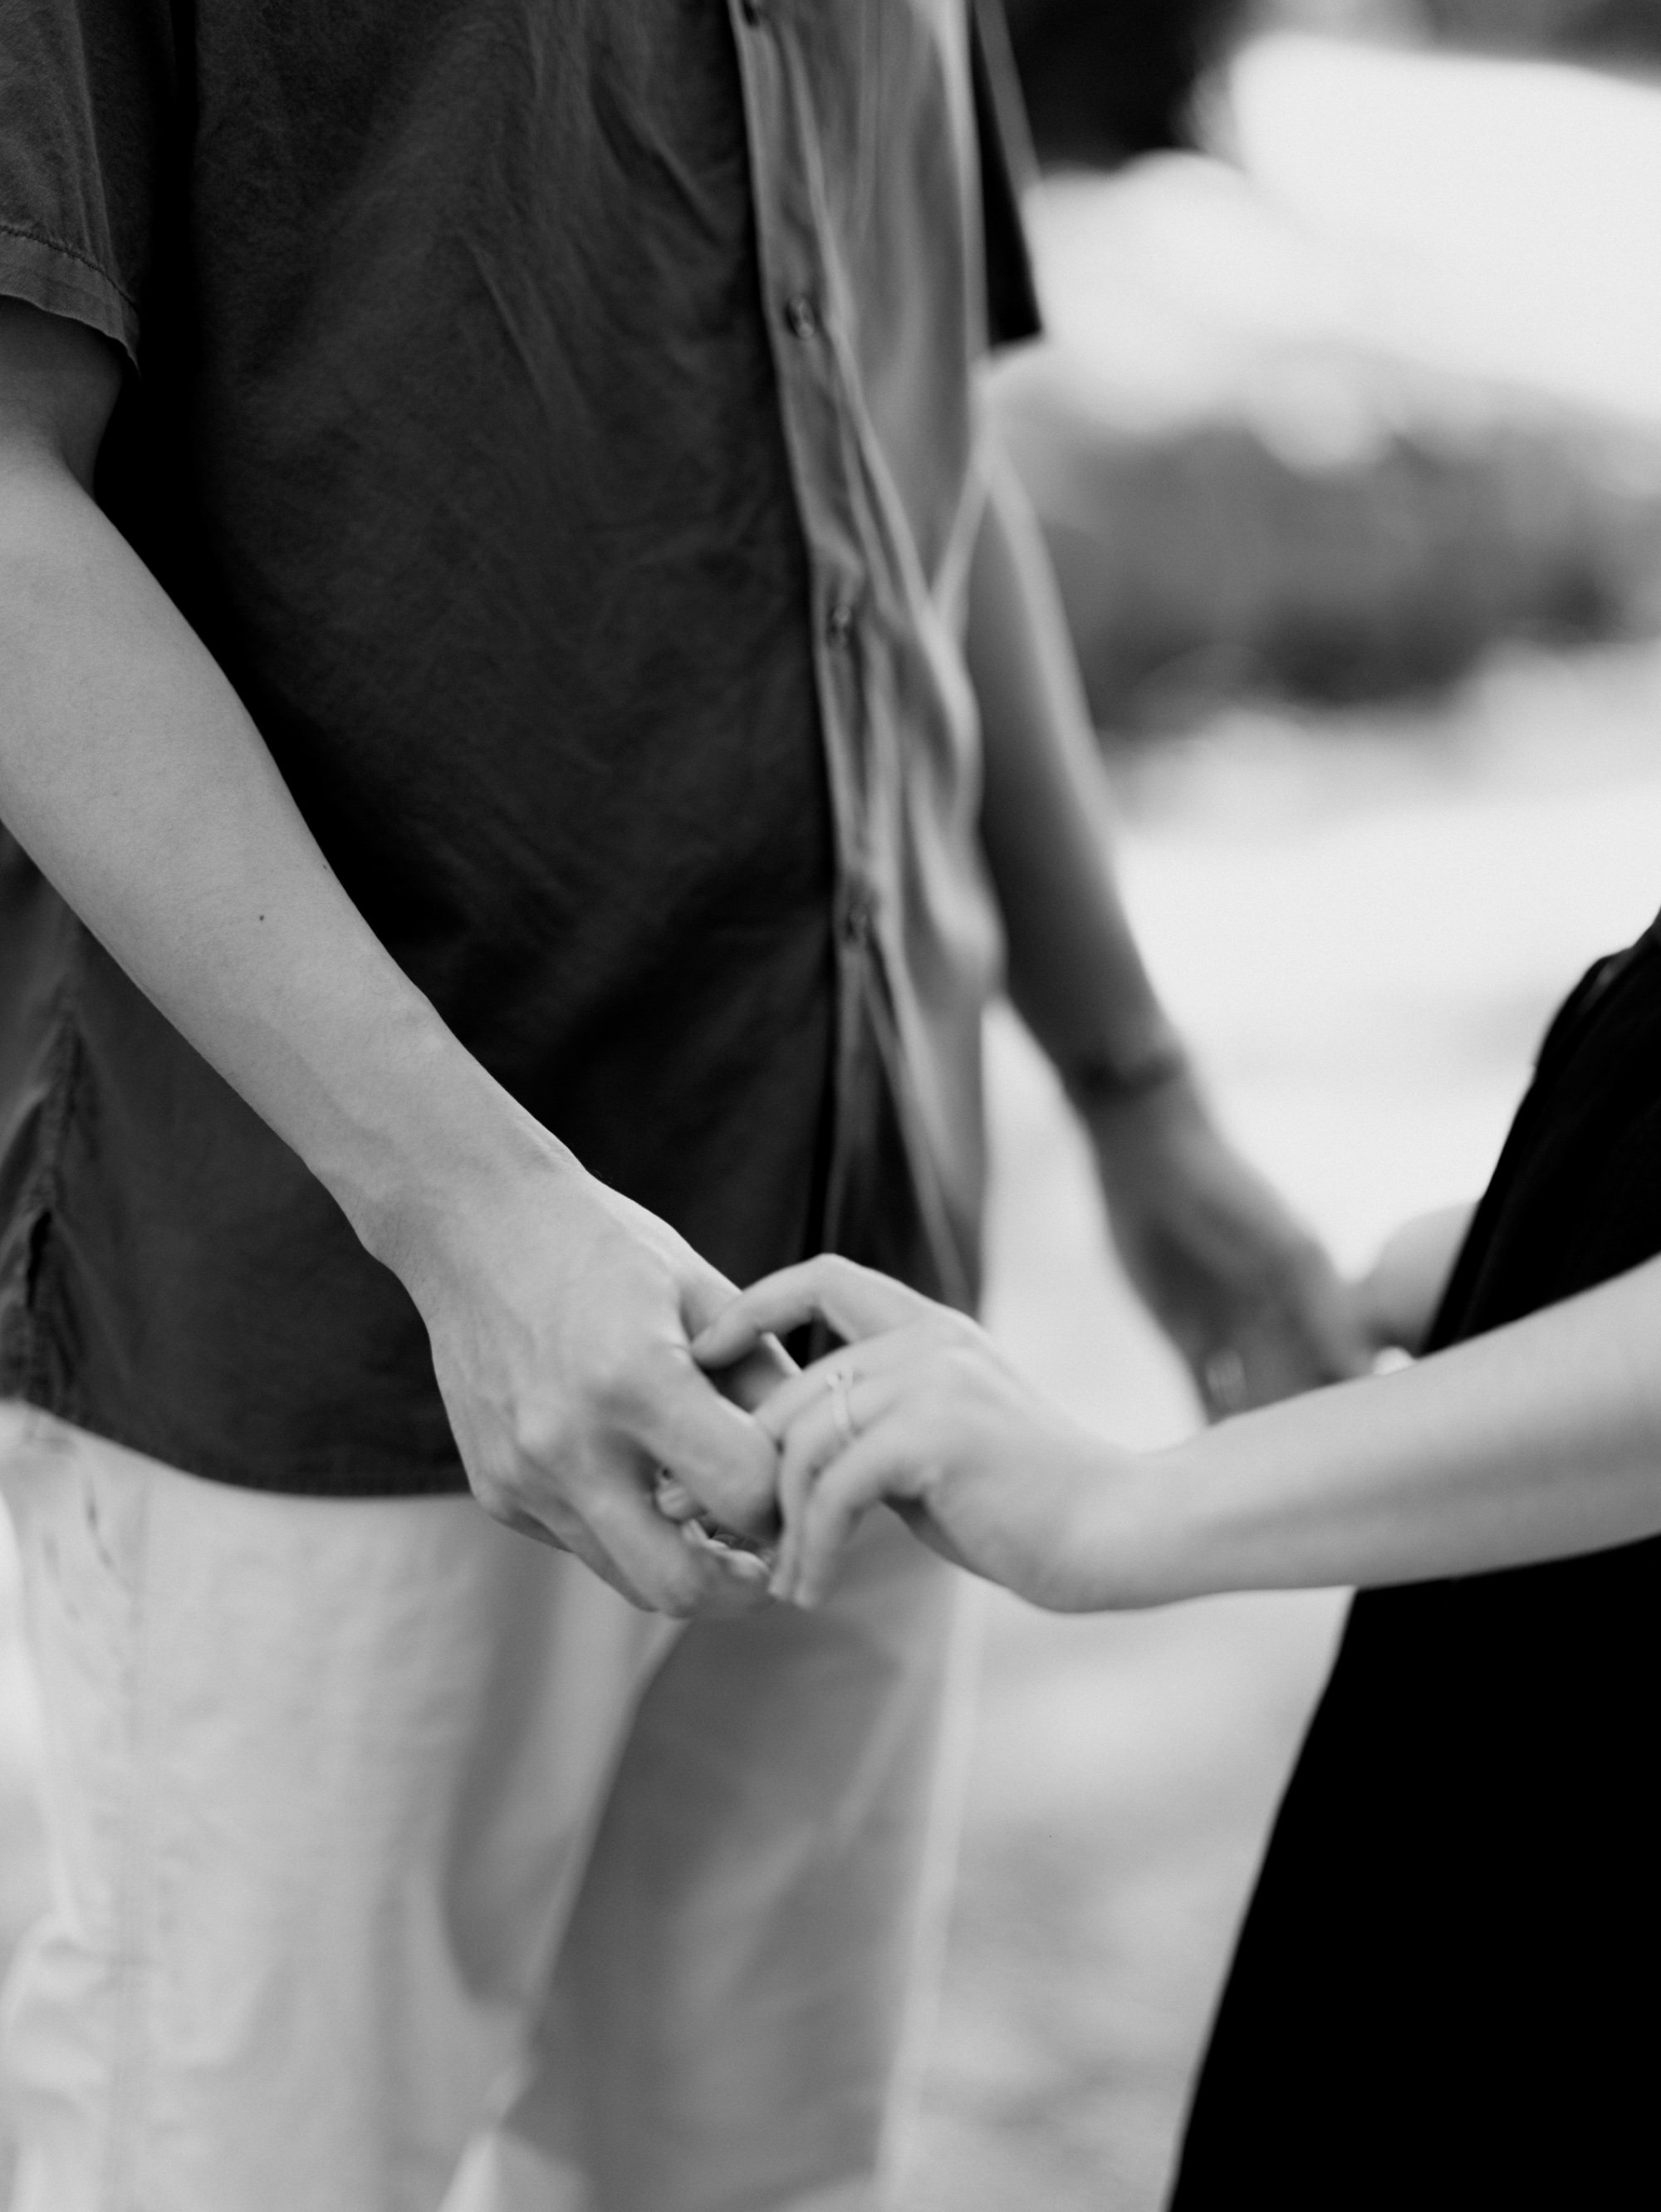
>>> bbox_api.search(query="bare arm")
[694,1252,1661,1611]
[967,441,1367,1406]
[968,444,1176,1086]
[1132,1254,1661,1601]
[0,300,779,1611]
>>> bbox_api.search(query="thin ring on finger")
[777,1362,903,1597]
[757,1323,932,1444]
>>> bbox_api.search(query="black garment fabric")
[0,1,1040,1496]
[971,0,1042,349]
[1170,913,1661,2209]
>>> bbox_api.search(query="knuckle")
[816,1253,865,1303]
[471,1467,515,1523]
[586,1341,650,1423]
[654,1559,706,1620]
[512,1400,574,1471]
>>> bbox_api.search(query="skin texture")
[694,1248,1661,1614]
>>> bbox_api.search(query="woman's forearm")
[1115,1253,1661,1603]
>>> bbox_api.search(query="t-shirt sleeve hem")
[0,224,140,365]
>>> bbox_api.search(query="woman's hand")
[693,1257,1129,1611]
[1354,1202,1477,1356]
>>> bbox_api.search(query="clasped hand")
[421,1103,1388,1620]
[412,1154,794,1618]
[693,1257,1126,1611]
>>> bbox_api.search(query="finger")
[774,1362,915,1592]
[674,1518,777,1618]
[710,1333,798,1413]
[628,1341,782,1538]
[692,1256,938,1369]
[676,1269,799,1411]
[752,1319,958,1447]
[790,1412,930,1608]
[577,1469,737,1617]
[669,1258,800,1406]
[652,1469,701,1523]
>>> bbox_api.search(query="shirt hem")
[0,226,140,364]
[0,1372,468,1500]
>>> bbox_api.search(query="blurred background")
[4,2,1661,2205]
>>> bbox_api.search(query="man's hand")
[399,1145,791,1616]
[1085,1072,1370,1416]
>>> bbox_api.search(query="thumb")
[673,1260,799,1415]
[693,1256,935,1369]
[632,1341,782,1538]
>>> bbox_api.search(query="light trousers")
[0,1410,971,2212]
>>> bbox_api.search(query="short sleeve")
[969,0,1041,351]
[0,0,176,363]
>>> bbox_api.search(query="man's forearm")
[0,439,541,1274]
[968,442,1180,1095]
[965,434,1366,1401]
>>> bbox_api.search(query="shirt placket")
[727,0,897,1248]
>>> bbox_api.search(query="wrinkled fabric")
[0,0,1031,1493]
[0,1412,968,2210]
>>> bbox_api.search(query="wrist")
[1065,1444,1209,1610]
[321,1015,584,1296]
[1076,1049,1214,1184]
[1061,1026,1191,1118]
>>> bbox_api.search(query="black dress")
[1170,915,1661,2210]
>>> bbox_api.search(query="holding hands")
[685,1193,1476,1617]
[409,1149,796,1618]
[694,1257,1132,1612]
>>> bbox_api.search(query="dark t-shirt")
[0,1,1039,1494]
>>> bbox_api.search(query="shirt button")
[784,292,821,341]
[826,601,856,650]
[840,887,877,947]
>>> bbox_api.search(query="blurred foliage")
[1003,0,1661,172]
[1413,0,1661,54]
[999,3,1661,722]
[1002,0,1255,165]
[995,355,1661,728]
